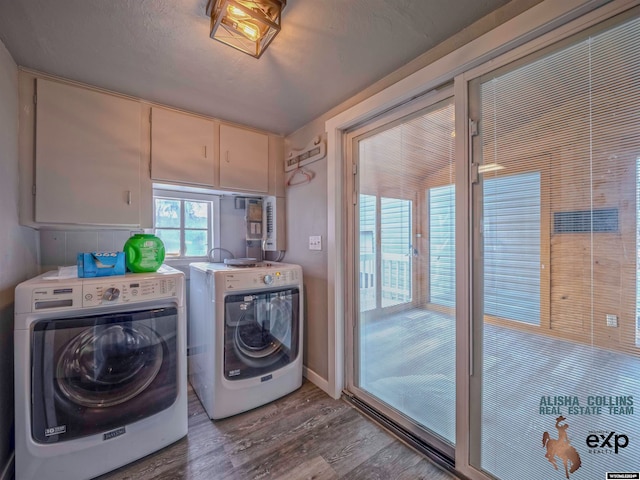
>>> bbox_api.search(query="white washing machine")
[189,261,303,420]
[14,265,187,480]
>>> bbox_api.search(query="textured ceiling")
[0,0,512,135]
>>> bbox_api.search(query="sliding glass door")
[468,11,640,479]
[347,94,457,454]
[343,6,640,478]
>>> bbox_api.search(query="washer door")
[56,323,163,408]
[224,288,299,380]
[31,307,179,444]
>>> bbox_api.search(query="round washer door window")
[56,324,163,408]
[234,297,291,360]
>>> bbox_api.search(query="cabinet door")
[219,124,269,193]
[35,79,141,225]
[151,107,215,186]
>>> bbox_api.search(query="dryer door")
[224,287,300,380]
[31,306,179,443]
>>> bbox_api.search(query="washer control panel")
[82,277,177,307]
[224,267,300,291]
[29,277,179,311]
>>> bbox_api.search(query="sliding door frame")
[326,2,638,480]
[344,88,456,458]
[456,3,640,479]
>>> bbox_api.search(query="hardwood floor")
[96,380,457,480]
[359,307,640,480]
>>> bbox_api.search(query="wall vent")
[553,208,618,233]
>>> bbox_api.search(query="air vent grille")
[553,208,618,233]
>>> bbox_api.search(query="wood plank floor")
[360,307,640,480]
[96,380,457,480]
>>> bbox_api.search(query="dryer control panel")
[224,267,301,291]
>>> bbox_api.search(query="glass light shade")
[206,0,285,58]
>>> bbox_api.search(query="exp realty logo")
[586,430,629,454]
[542,417,632,479]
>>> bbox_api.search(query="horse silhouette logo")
[543,415,582,479]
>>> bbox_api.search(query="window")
[380,197,412,307]
[358,194,413,310]
[483,172,541,325]
[428,172,541,324]
[153,188,218,259]
[429,184,455,307]
[359,194,377,311]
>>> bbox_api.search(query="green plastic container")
[123,234,165,273]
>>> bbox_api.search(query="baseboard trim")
[303,367,330,395]
[1,451,14,480]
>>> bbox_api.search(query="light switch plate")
[309,235,322,250]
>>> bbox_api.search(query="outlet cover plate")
[309,235,322,250]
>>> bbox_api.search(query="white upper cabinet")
[34,79,142,226]
[151,107,215,187]
[219,123,269,193]
[19,72,283,228]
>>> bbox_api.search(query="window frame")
[152,187,220,261]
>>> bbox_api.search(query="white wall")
[284,0,544,391]
[38,196,248,271]
[282,156,328,380]
[0,40,39,479]
[39,229,138,271]
[219,196,250,260]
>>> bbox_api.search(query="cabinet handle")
[127,190,132,205]
[204,145,207,158]
[226,151,230,163]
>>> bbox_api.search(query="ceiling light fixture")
[206,0,286,59]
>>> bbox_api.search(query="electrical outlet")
[309,235,322,251]
[606,314,618,327]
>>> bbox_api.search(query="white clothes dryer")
[14,265,187,480]
[188,262,303,420]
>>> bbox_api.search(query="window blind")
[359,194,377,311]
[429,185,456,307]
[483,172,541,324]
[380,197,412,306]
